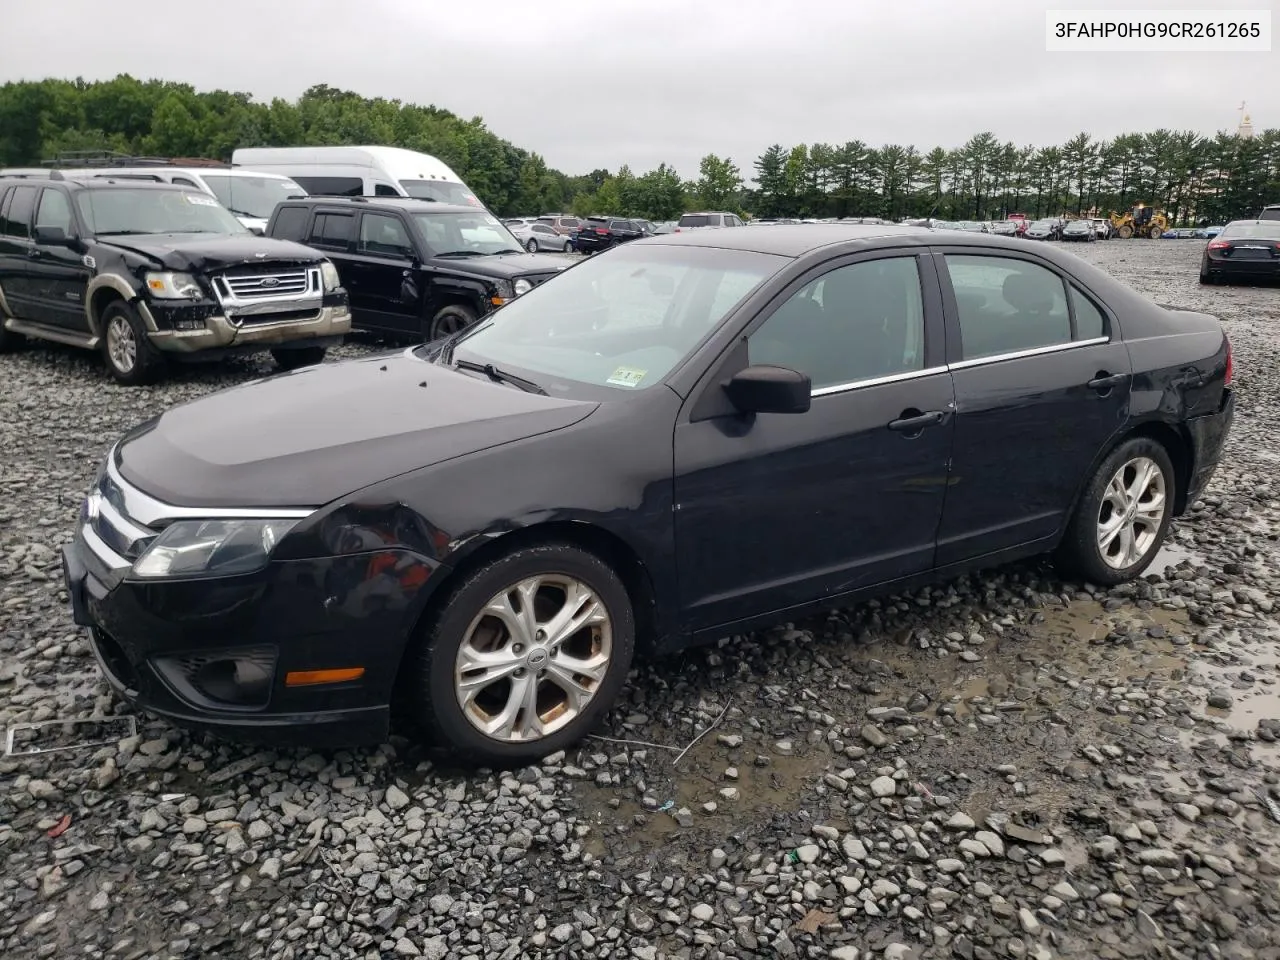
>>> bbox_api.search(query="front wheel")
[271,346,327,370]
[428,303,477,342]
[563,240,573,253]
[1056,438,1175,585]
[526,238,538,253]
[100,301,164,385]
[407,543,635,766]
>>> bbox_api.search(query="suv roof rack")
[46,150,231,169]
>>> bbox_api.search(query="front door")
[673,252,955,632]
[28,187,91,330]
[346,211,421,337]
[932,249,1131,565]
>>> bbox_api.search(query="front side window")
[412,211,521,257]
[944,255,1070,360]
[450,244,785,393]
[399,179,478,205]
[203,175,305,220]
[35,189,73,234]
[374,183,400,197]
[750,257,926,389]
[75,188,247,236]
[358,213,415,259]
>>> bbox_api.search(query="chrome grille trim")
[212,267,323,309]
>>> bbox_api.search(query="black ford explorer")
[0,175,351,383]
[266,197,570,342]
[63,225,1234,767]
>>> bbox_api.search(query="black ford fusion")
[63,225,1234,766]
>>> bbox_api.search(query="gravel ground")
[1,241,1278,960]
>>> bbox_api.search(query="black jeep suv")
[0,175,351,384]
[266,198,570,341]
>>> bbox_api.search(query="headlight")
[145,272,203,300]
[320,261,341,291]
[513,278,532,297]
[131,518,301,579]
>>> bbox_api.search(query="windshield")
[449,244,785,393]
[77,189,248,236]
[1221,223,1279,239]
[413,211,521,256]
[399,179,481,206]
[201,175,305,220]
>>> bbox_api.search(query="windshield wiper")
[97,230,155,236]
[453,358,546,395]
[434,251,489,259]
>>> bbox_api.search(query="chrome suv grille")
[214,267,319,303]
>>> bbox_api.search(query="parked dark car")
[1061,220,1096,242]
[572,217,646,254]
[1200,220,1280,284]
[63,226,1234,765]
[1025,219,1062,240]
[267,197,569,341]
[0,175,350,383]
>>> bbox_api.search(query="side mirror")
[248,225,266,236]
[722,364,811,415]
[34,225,73,246]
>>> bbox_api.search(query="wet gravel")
[2,240,1279,960]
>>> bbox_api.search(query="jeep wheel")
[428,304,477,342]
[101,301,164,385]
[271,346,327,371]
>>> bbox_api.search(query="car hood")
[115,350,598,508]
[427,252,571,279]
[97,233,324,271]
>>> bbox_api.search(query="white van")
[231,146,483,207]
[0,165,307,233]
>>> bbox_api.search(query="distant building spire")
[1238,101,1255,139]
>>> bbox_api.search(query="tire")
[100,300,164,385]
[1055,437,1176,586]
[271,346,327,370]
[428,303,477,342]
[1118,225,1134,239]
[526,238,538,253]
[563,240,573,253]
[1150,226,1164,240]
[407,542,635,766]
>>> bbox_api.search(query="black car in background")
[1200,219,1280,284]
[572,217,647,254]
[0,175,350,383]
[64,226,1233,765]
[267,198,569,341]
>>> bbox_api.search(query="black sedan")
[1060,220,1096,242]
[1200,220,1280,284]
[63,226,1234,765]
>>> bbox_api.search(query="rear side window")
[2,186,37,238]
[1260,206,1280,221]
[35,189,73,234]
[679,214,713,227]
[293,176,363,197]
[308,212,355,250]
[271,205,308,242]
[944,255,1070,360]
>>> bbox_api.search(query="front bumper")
[141,296,352,354]
[62,513,439,746]
[1185,387,1234,506]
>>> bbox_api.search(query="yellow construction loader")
[1109,204,1168,239]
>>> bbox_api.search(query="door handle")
[888,410,945,433]
[27,247,40,259]
[1088,372,1127,392]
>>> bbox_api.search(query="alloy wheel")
[106,315,137,373]
[1096,456,1166,569]
[454,574,612,743]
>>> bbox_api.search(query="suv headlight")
[145,272,203,300]
[131,518,301,579]
[513,278,532,297]
[320,261,341,291]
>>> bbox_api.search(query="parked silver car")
[503,219,574,253]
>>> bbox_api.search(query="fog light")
[152,646,277,709]
[174,319,206,332]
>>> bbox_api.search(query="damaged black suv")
[0,174,352,384]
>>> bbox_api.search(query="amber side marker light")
[285,667,365,687]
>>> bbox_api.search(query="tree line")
[0,76,1275,225]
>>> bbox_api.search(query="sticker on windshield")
[606,366,647,388]
[185,194,218,206]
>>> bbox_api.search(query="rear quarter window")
[270,205,309,242]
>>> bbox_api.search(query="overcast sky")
[4,0,1275,180]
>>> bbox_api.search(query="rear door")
[933,247,1130,565]
[27,187,91,330]
[0,185,38,318]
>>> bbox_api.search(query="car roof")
[638,223,933,257]
[1224,219,1278,230]
[282,197,481,215]
[0,175,191,192]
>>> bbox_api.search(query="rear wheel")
[1118,225,1134,239]
[101,301,164,385]
[563,239,573,253]
[271,346,327,370]
[1056,437,1175,585]
[525,238,538,252]
[428,303,477,342]
[406,543,635,766]
[1150,225,1164,239]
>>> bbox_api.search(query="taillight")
[595,228,608,235]
[1224,336,1233,387]
[1207,240,1230,250]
